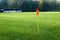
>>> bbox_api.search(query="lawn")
[0,12,60,40]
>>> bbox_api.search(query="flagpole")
[36,0,43,33]
[36,8,39,33]
[36,15,39,33]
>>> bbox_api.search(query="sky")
[0,0,60,2]
[57,0,60,1]
[0,0,1,2]
[32,0,60,2]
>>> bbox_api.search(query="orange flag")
[36,8,39,16]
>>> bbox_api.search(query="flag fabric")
[36,8,39,16]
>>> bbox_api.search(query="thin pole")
[36,8,39,33]
[36,15,39,33]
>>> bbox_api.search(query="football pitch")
[0,12,60,40]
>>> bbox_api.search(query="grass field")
[0,12,60,40]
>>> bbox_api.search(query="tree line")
[0,0,60,12]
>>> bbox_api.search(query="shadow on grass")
[0,32,41,40]
[0,25,60,40]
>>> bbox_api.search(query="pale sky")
[57,0,60,1]
[32,0,39,1]
[0,0,1,2]
[32,0,60,1]
[6,0,59,1]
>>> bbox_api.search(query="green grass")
[0,12,60,40]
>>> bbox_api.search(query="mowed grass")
[0,12,60,40]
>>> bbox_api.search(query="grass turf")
[0,12,60,40]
